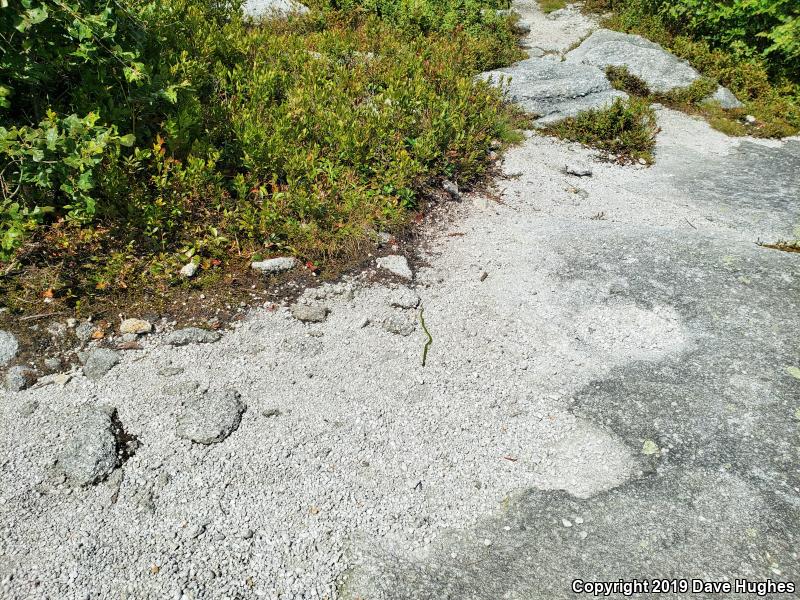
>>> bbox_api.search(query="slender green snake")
[419,308,433,367]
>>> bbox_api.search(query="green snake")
[419,308,433,367]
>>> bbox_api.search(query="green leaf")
[45,126,58,150]
[787,366,800,380]
[119,134,136,147]
[16,5,48,31]
[77,171,93,191]
[161,86,179,104]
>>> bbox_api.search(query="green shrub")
[605,65,652,96]
[0,0,524,310]
[543,98,658,163]
[537,0,567,14]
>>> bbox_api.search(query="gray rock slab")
[176,389,246,444]
[652,138,800,240]
[566,29,698,93]
[164,327,221,346]
[0,330,19,367]
[242,0,308,20]
[54,406,119,487]
[483,58,627,124]
[344,468,795,598]
[83,349,120,380]
[566,28,741,109]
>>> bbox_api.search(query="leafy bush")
[543,98,658,163]
[657,0,799,81]
[0,0,524,309]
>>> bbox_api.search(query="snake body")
[419,308,433,367]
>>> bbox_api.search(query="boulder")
[483,58,627,125]
[707,85,744,109]
[565,163,592,177]
[119,318,152,335]
[179,261,198,278]
[443,180,461,200]
[290,303,329,323]
[389,287,420,309]
[74,322,98,343]
[382,314,416,336]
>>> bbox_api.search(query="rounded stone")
[55,406,119,486]
[176,389,246,444]
[290,303,328,323]
[120,318,152,335]
[5,366,37,392]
